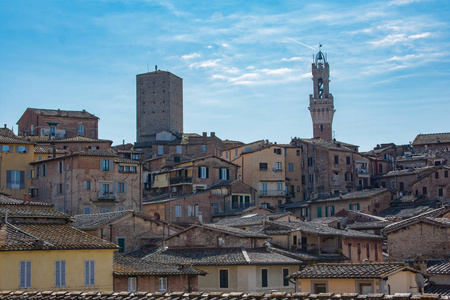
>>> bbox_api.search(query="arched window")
[318,78,323,98]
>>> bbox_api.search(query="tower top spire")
[314,43,327,66]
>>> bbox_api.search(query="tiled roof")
[0,135,34,145]
[310,188,390,203]
[413,132,450,146]
[425,284,450,296]
[0,291,447,299]
[290,263,417,279]
[0,193,51,206]
[34,146,67,154]
[293,138,356,152]
[379,201,441,219]
[0,207,70,219]
[274,221,384,240]
[375,166,434,179]
[213,206,274,218]
[346,220,393,230]
[383,215,450,235]
[73,211,132,230]
[0,222,118,251]
[144,247,302,266]
[30,149,117,164]
[114,157,141,164]
[0,127,17,138]
[214,212,291,227]
[114,252,207,276]
[428,259,450,275]
[196,223,269,239]
[20,136,112,144]
[26,108,99,119]
[266,245,347,262]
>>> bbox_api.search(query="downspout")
[64,156,67,214]
[139,163,142,212]
[70,155,73,215]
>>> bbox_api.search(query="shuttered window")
[219,269,228,288]
[261,269,268,287]
[55,260,66,287]
[7,170,24,189]
[84,260,95,286]
[20,261,32,289]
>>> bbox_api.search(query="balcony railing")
[259,190,286,197]
[97,191,116,201]
[170,176,192,185]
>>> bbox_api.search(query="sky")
[1,0,449,152]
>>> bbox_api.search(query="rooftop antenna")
[155,65,158,72]
[147,63,149,72]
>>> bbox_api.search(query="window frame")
[20,261,32,289]
[84,260,95,286]
[55,260,66,287]
[128,277,137,292]
[219,269,229,289]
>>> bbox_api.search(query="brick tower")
[308,46,335,140]
[136,70,183,146]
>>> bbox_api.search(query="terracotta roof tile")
[428,259,450,275]
[73,211,132,230]
[27,108,99,119]
[412,132,450,146]
[290,263,417,279]
[114,252,206,276]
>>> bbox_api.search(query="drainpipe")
[64,156,67,214]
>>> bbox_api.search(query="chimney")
[4,124,6,128]
[211,132,215,137]
[202,132,207,137]
[28,193,31,203]
[23,193,27,203]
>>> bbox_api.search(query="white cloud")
[281,57,308,62]
[388,0,424,6]
[388,54,424,61]
[188,59,221,69]
[409,32,431,39]
[182,52,201,60]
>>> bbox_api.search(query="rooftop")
[23,108,99,120]
[412,132,450,146]
[72,210,132,231]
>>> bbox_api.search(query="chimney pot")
[23,193,27,203]
[202,132,207,137]
[211,132,215,137]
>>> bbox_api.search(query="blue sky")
[1,0,449,151]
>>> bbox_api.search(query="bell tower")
[308,45,335,140]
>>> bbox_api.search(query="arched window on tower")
[318,78,323,98]
[320,124,323,132]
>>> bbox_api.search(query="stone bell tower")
[308,46,335,140]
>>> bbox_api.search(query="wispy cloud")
[182,52,201,60]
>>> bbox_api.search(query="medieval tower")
[136,70,183,147]
[308,47,335,140]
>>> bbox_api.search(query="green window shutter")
[198,167,201,178]
[20,171,25,189]
[325,206,328,217]
[331,205,335,215]
[356,203,360,210]
[6,171,11,189]
[227,169,230,180]
[349,204,353,210]
[219,169,222,180]
[317,206,322,218]
[100,159,104,171]
[206,167,209,178]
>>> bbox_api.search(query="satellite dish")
[415,273,425,288]
[154,212,161,221]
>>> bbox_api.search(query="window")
[175,205,182,217]
[101,184,110,194]
[20,261,32,289]
[348,243,352,260]
[438,188,444,197]
[41,187,46,197]
[346,156,351,165]
[1,145,10,152]
[201,145,207,152]
[378,164,383,173]
[118,237,125,253]
[84,207,91,215]
[275,162,282,170]
[117,182,126,193]
[219,168,229,180]
[83,181,90,190]
[399,182,404,191]
[283,268,289,286]
[157,145,164,155]
[307,157,313,166]
[245,147,251,152]
[309,174,314,183]
[225,151,229,159]
[199,167,209,178]
[317,206,322,218]
[57,183,64,194]
[274,148,282,155]
[125,166,130,172]
[118,206,124,211]
[334,155,339,164]
[259,163,268,171]
[366,244,370,259]
[78,125,84,136]
[187,204,199,217]
[219,270,229,288]
[277,183,283,191]
[288,162,294,172]
[55,260,66,287]
[296,150,300,156]
[38,155,42,161]
[314,283,327,293]
[423,187,427,194]
[159,276,167,291]
[435,172,439,179]
[176,145,182,154]
[320,124,323,132]
[445,170,448,178]
[359,282,374,294]
[235,149,238,157]
[58,161,64,173]
[119,166,124,172]
[100,159,110,172]
[261,269,268,287]
[132,154,139,160]
[84,260,95,286]
[128,277,136,292]
[302,175,305,184]
[101,208,110,213]
[6,170,24,189]
[375,244,379,261]
[261,183,268,195]
[17,146,27,153]
[131,166,136,172]
[357,243,362,261]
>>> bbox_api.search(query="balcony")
[170,176,192,185]
[97,191,117,201]
[259,190,286,197]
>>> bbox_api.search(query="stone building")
[30,149,142,215]
[290,138,358,200]
[73,210,182,253]
[135,70,183,157]
[17,108,99,139]
[410,165,450,201]
[308,47,335,140]
[383,207,450,261]
[412,132,450,149]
